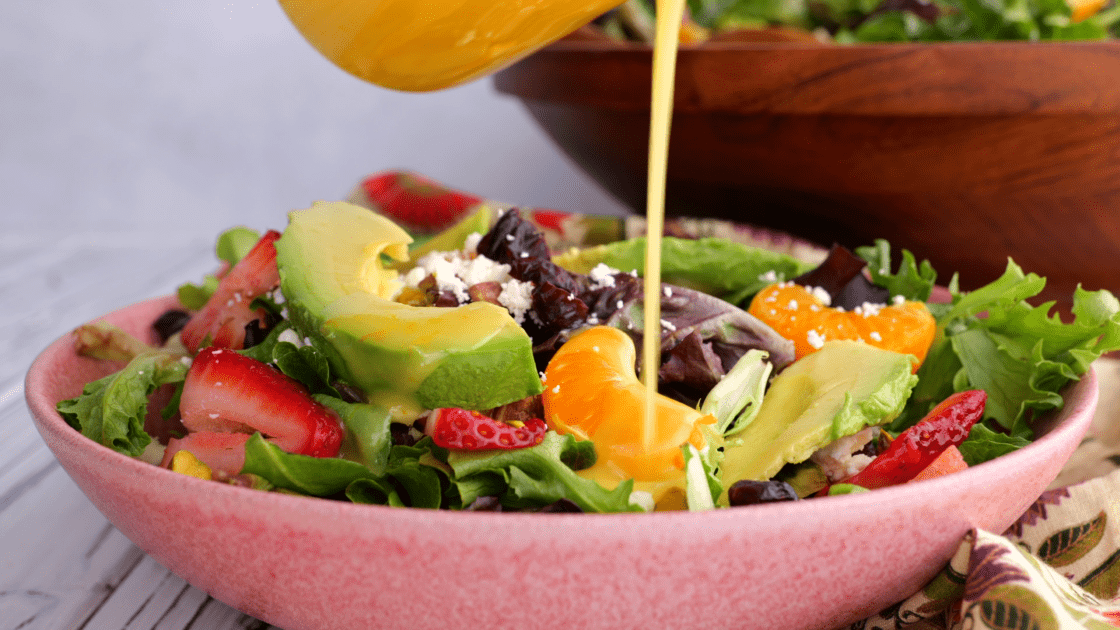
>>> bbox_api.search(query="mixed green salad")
[56,189,1120,513]
[593,0,1120,43]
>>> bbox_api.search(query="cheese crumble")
[588,263,620,289]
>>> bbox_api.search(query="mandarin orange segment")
[748,283,935,369]
[542,326,714,499]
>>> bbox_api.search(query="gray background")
[2,0,631,241]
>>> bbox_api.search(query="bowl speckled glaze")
[26,295,1099,630]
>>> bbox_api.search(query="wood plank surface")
[1,234,278,630]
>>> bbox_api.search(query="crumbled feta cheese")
[854,302,884,318]
[497,278,535,325]
[765,295,777,303]
[808,286,831,306]
[463,232,483,254]
[539,372,547,382]
[809,304,820,312]
[277,329,303,346]
[663,286,673,298]
[629,491,655,512]
[407,250,514,304]
[661,319,676,332]
[807,329,826,349]
[403,266,427,287]
[616,300,625,310]
[588,263,619,289]
[787,299,799,311]
[593,346,600,352]
[758,270,779,283]
[869,331,883,342]
[460,255,511,286]
[893,295,906,305]
[552,385,561,394]
[587,314,600,325]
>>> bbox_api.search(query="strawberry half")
[424,408,547,450]
[179,347,344,459]
[356,171,482,234]
[161,431,252,477]
[180,230,281,353]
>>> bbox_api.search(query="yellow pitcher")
[278,0,624,92]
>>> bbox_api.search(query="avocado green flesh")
[276,201,542,413]
[717,340,917,505]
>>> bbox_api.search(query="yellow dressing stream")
[642,0,687,452]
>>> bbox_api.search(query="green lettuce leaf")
[447,432,641,513]
[56,352,188,456]
[958,422,1032,466]
[896,260,1120,439]
[241,433,379,497]
[238,321,342,398]
[346,439,448,509]
[236,319,292,363]
[215,226,261,267]
[856,239,937,302]
[700,349,772,436]
[683,444,721,511]
[554,236,813,306]
[316,396,393,476]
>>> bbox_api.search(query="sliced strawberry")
[161,431,252,476]
[179,347,344,458]
[424,407,547,450]
[181,230,281,353]
[358,171,482,234]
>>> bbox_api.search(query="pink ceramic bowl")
[26,295,1099,630]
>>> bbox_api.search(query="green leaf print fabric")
[853,468,1120,629]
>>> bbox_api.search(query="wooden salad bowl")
[493,40,1120,309]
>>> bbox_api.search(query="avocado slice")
[717,340,917,505]
[276,201,542,415]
